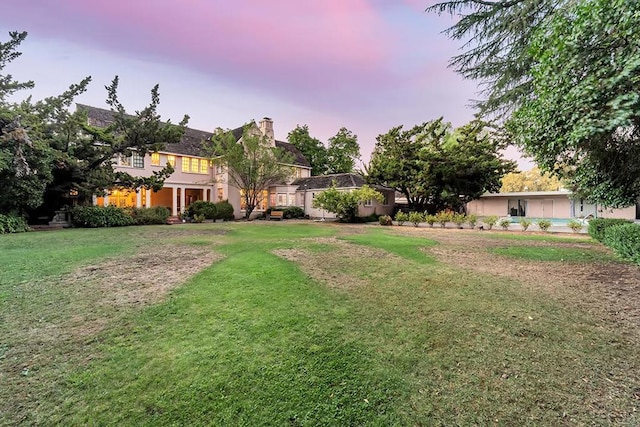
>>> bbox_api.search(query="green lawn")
[1,223,638,425]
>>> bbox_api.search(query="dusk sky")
[1,0,529,167]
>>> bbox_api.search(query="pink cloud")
[4,0,396,102]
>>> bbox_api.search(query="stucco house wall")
[467,191,637,220]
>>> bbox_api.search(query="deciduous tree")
[312,181,383,222]
[326,127,360,174]
[287,125,327,176]
[500,167,562,192]
[207,125,293,219]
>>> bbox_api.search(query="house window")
[217,188,224,201]
[288,193,296,206]
[216,164,224,174]
[191,158,199,173]
[277,193,287,206]
[119,154,132,167]
[167,155,175,167]
[382,192,390,206]
[364,199,373,207]
[200,159,208,174]
[240,190,268,211]
[151,152,160,166]
[181,157,190,172]
[133,153,144,168]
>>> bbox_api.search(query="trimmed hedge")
[71,206,135,228]
[215,200,234,221]
[588,218,633,242]
[0,214,29,234]
[129,206,171,225]
[603,223,640,264]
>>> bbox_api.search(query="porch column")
[103,194,109,207]
[136,190,142,208]
[92,195,98,206]
[172,187,178,216]
[145,190,151,208]
[180,187,186,215]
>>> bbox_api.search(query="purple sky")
[1,0,529,167]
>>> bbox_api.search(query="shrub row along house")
[81,105,393,219]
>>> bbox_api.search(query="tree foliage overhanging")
[366,118,515,213]
[206,125,293,219]
[0,31,188,219]
[287,124,360,175]
[429,0,640,207]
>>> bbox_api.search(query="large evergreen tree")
[0,31,188,219]
[429,0,640,207]
[366,118,515,213]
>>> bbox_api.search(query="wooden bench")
[269,211,284,220]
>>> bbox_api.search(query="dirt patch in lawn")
[64,244,222,337]
[392,226,640,338]
[273,237,401,290]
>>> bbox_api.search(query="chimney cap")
[262,117,273,121]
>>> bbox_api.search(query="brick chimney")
[259,117,275,146]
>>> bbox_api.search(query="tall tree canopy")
[287,125,327,176]
[500,167,562,193]
[287,124,361,175]
[206,125,293,219]
[366,118,515,213]
[429,0,640,207]
[0,31,188,219]
[427,0,560,118]
[326,127,360,174]
[506,0,640,207]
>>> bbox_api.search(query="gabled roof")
[292,173,366,190]
[77,104,213,157]
[276,140,311,167]
[77,104,311,167]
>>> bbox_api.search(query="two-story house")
[80,105,311,219]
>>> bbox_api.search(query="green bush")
[467,214,478,229]
[519,217,532,231]
[187,201,217,219]
[408,211,424,227]
[588,218,633,242]
[603,223,640,264]
[283,206,305,219]
[425,214,437,227]
[483,215,499,230]
[0,214,29,234]
[499,218,511,231]
[452,213,466,228]
[567,219,584,233]
[435,211,453,228]
[71,206,135,228]
[379,215,393,226]
[215,200,234,221]
[395,211,409,226]
[537,219,552,232]
[130,206,170,225]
